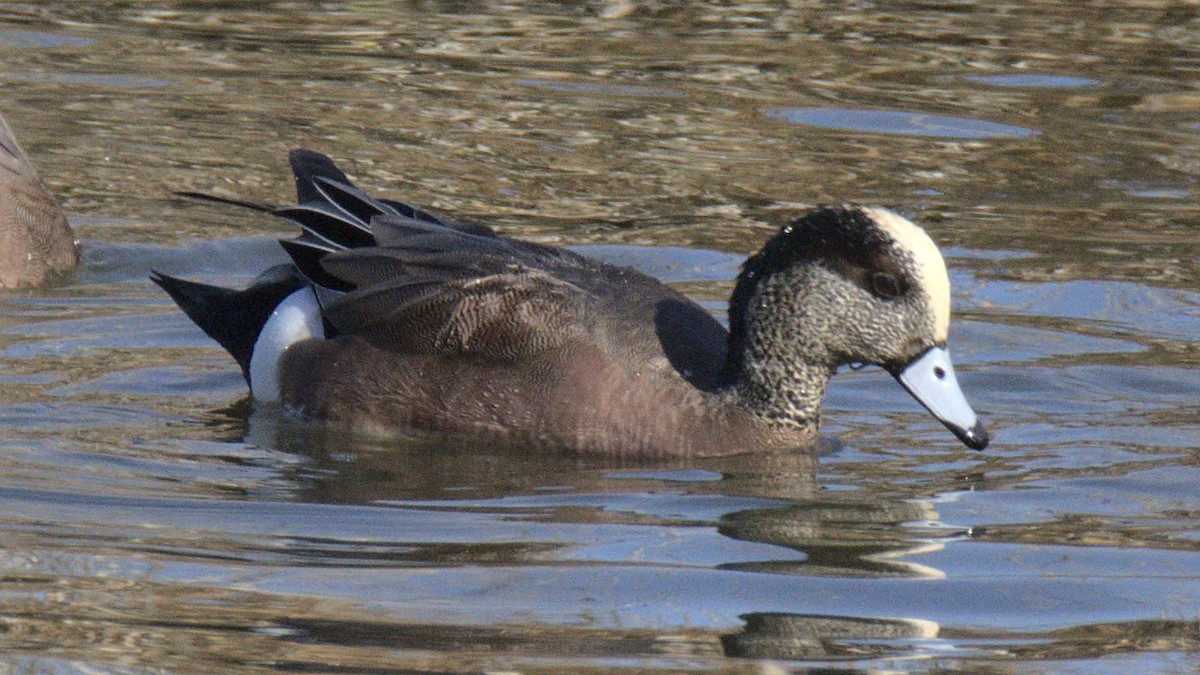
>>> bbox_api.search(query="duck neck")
[719,264,835,433]
[721,351,833,434]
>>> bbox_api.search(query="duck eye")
[870,272,902,299]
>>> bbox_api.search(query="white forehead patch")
[861,206,951,342]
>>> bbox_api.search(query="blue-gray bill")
[893,346,990,450]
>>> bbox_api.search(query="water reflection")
[241,401,825,502]
[965,73,1102,89]
[763,107,1040,139]
[0,72,173,87]
[723,613,940,661]
[0,28,93,48]
[720,502,952,578]
[518,77,686,99]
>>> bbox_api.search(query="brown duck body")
[0,114,77,288]
[154,149,988,456]
[275,261,807,456]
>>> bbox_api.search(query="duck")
[0,113,78,288]
[153,149,989,456]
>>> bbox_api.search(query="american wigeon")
[154,150,989,456]
[0,113,78,288]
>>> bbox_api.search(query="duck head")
[724,205,989,450]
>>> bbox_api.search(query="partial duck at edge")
[0,113,78,288]
[154,149,989,456]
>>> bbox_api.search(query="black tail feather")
[151,265,305,383]
[287,149,499,248]
[157,149,504,375]
[174,190,277,212]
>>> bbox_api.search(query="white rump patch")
[862,207,951,342]
[250,287,325,402]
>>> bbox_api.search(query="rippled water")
[1,1,1198,672]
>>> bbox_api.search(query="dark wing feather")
[167,148,730,389]
[310,175,392,225]
[314,213,590,289]
[319,277,445,336]
[318,248,497,288]
[289,149,353,204]
[273,205,375,250]
[369,213,501,250]
[370,213,586,264]
[376,198,493,235]
[322,268,591,362]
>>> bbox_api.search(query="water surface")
[0,1,1198,672]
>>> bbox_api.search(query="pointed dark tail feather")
[168,149,501,302]
[289,148,352,204]
[173,190,277,212]
[286,149,498,244]
[151,265,306,384]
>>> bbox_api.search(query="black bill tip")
[954,420,990,451]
